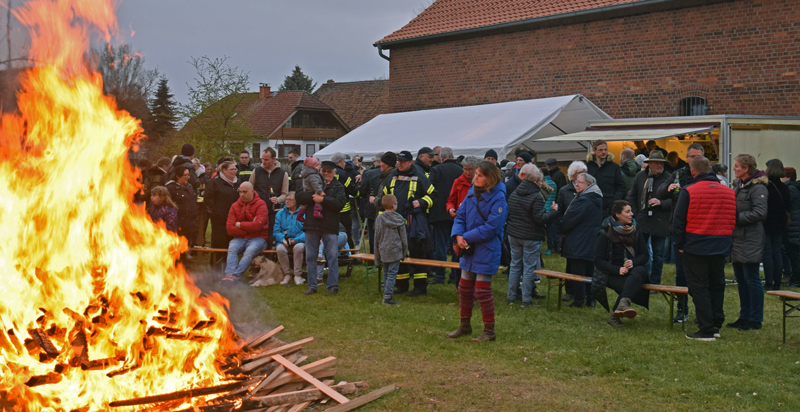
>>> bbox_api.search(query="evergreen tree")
[278,65,317,93]
[150,77,177,139]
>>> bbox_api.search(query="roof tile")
[240,90,336,135]
[315,80,390,129]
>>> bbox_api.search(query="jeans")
[733,262,764,323]
[316,232,348,276]
[683,253,726,334]
[224,237,267,278]
[507,235,542,303]
[673,241,688,313]
[763,231,784,289]
[383,260,400,299]
[606,266,648,310]
[276,242,305,276]
[306,231,339,291]
[432,221,459,282]
[643,233,667,284]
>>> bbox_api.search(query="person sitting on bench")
[222,182,269,281]
[593,200,650,327]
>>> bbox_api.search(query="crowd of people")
[134,138,800,343]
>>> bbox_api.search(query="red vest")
[685,180,736,236]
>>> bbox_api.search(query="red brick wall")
[387,0,800,118]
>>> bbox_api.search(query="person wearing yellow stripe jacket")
[331,152,359,249]
[374,150,438,297]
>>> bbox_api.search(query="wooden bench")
[350,253,461,293]
[766,290,800,343]
[192,247,361,278]
[535,269,689,329]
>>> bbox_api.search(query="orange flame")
[0,0,236,410]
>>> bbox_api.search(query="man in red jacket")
[222,182,269,281]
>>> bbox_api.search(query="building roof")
[376,0,647,45]
[241,90,337,136]
[315,80,390,129]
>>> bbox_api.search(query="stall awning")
[536,126,716,142]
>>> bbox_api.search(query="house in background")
[243,85,350,159]
[315,79,390,130]
[374,0,800,118]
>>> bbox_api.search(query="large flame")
[0,0,236,410]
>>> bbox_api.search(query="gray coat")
[731,174,769,263]
[374,210,408,265]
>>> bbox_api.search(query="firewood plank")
[272,355,349,404]
[323,384,396,412]
[246,382,364,408]
[247,325,284,349]
[108,378,259,407]
[27,328,60,358]
[242,337,313,363]
[285,379,334,412]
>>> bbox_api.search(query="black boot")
[471,322,496,342]
[407,278,428,297]
[448,317,472,338]
[393,278,409,294]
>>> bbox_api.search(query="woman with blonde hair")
[149,186,177,232]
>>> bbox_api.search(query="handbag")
[770,181,791,226]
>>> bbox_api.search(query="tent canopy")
[313,95,610,161]
[536,126,716,142]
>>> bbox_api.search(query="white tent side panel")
[313,95,610,161]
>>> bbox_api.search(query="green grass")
[192,254,800,411]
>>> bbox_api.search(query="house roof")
[376,0,648,45]
[241,90,337,136]
[315,80,389,129]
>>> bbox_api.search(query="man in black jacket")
[236,150,254,184]
[287,148,304,192]
[545,158,567,191]
[428,147,463,284]
[331,152,359,248]
[629,151,672,286]
[585,139,625,216]
[296,161,346,295]
[416,146,436,177]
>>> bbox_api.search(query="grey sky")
[2,0,426,104]
[114,0,425,104]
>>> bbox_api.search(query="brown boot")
[614,298,637,318]
[447,317,472,338]
[471,322,496,342]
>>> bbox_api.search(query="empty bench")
[766,290,800,343]
[534,269,689,330]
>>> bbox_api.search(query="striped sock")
[459,279,475,319]
[475,282,495,323]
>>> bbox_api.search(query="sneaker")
[304,288,317,295]
[544,249,551,255]
[713,327,721,339]
[280,275,291,285]
[316,255,326,265]
[294,276,305,285]
[607,316,625,328]
[382,297,398,305]
[221,275,237,281]
[507,300,515,306]
[686,331,716,341]
[673,311,689,323]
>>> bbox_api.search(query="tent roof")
[314,95,610,161]
[537,126,716,142]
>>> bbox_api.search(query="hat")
[417,147,436,156]
[381,151,397,167]
[635,154,647,166]
[499,159,510,167]
[321,160,338,170]
[646,150,668,162]
[502,162,514,171]
[517,152,532,164]
[397,150,414,162]
[484,149,498,160]
[456,155,465,163]
[545,158,557,166]
[181,143,195,157]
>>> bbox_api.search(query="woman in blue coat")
[448,161,508,342]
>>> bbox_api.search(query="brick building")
[374,0,800,118]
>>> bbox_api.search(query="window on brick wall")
[677,96,710,116]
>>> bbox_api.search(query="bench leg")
[545,277,552,312]
[668,293,674,331]
[557,279,564,311]
[783,299,787,345]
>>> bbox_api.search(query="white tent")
[314,95,611,162]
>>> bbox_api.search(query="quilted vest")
[686,180,736,236]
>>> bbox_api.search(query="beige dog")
[249,256,284,287]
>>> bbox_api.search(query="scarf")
[220,172,237,186]
[604,216,637,249]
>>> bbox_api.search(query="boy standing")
[374,194,408,305]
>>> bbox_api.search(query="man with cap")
[360,152,396,257]
[428,147,463,284]
[296,160,347,295]
[374,150,438,297]
[629,150,673,286]
[416,147,436,177]
[330,152,359,249]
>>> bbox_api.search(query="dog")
[248,256,283,287]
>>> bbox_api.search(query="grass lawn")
[190,253,800,411]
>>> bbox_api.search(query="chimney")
[259,83,271,99]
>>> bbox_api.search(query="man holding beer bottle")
[656,143,705,323]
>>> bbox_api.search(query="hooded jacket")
[585,152,626,212]
[429,159,463,224]
[374,210,408,265]
[506,180,557,241]
[226,192,269,240]
[561,184,603,261]
[295,177,346,235]
[731,171,769,263]
[273,206,305,244]
[446,172,472,213]
[786,180,800,246]
[451,183,508,276]
[620,159,639,191]
[629,169,673,238]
